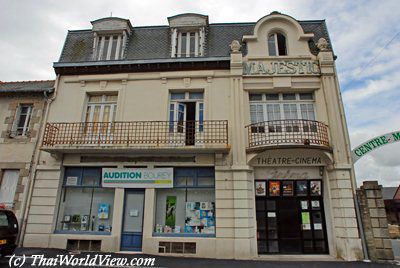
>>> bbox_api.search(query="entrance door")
[277,198,302,253]
[255,179,328,254]
[121,190,145,251]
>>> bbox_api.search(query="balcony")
[245,119,330,151]
[41,120,229,154]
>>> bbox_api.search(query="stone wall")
[357,181,394,261]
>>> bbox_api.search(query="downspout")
[18,74,60,246]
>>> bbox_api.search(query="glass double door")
[256,195,328,254]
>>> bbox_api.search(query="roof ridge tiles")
[0,80,55,84]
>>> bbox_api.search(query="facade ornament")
[230,40,241,52]
[317,38,329,51]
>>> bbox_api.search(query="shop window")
[268,33,287,56]
[56,167,114,234]
[154,167,215,236]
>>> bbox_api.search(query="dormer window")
[95,35,123,60]
[91,17,133,61]
[171,29,205,57]
[268,33,287,56]
[168,14,208,58]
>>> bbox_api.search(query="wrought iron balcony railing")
[42,120,228,149]
[245,119,329,149]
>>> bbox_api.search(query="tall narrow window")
[168,92,204,140]
[96,35,123,60]
[176,31,200,57]
[85,94,117,135]
[0,170,19,208]
[12,104,33,136]
[268,33,287,56]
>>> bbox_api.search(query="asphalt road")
[0,248,398,268]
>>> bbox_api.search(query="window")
[168,92,204,135]
[172,29,204,58]
[95,35,123,60]
[268,33,287,56]
[85,94,117,135]
[56,167,114,234]
[12,104,33,136]
[0,170,19,208]
[154,168,215,236]
[249,93,316,133]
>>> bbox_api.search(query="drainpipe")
[19,74,60,246]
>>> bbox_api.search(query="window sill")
[152,232,215,238]
[54,230,111,236]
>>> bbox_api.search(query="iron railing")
[246,119,329,149]
[42,120,228,148]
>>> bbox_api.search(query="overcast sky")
[0,0,399,187]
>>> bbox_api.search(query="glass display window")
[56,167,114,234]
[154,167,215,236]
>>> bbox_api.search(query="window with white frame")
[268,32,287,56]
[12,104,33,136]
[95,35,123,60]
[169,92,204,134]
[85,94,117,134]
[171,29,204,58]
[249,93,316,133]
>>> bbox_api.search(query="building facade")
[21,12,363,260]
[0,81,54,225]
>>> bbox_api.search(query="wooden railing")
[246,119,329,149]
[42,120,228,148]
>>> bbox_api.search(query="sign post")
[351,130,400,163]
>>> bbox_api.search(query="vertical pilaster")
[318,50,363,260]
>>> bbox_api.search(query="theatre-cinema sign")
[102,168,173,188]
[243,60,320,75]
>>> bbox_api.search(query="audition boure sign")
[243,60,320,76]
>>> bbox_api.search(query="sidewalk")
[0,248,398,268]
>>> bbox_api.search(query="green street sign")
[352,130,400,163]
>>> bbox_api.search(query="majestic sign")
[102,168,173,188]
[352,131,400,163]
[243,60,320,76]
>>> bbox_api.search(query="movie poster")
[165,196,176,227]
[296,180,308,196]
[282,181,294,196]
[269,181,280,196]
[310,181,322,196]
[255,181,266,196]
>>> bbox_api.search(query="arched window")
[268,33,287,56]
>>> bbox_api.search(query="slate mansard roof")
[0,80,55,93]
[57,20,332,64]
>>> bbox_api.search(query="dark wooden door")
[277,198,302,253]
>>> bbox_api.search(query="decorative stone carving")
[230,40,241,53]
[317,38,329,51]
